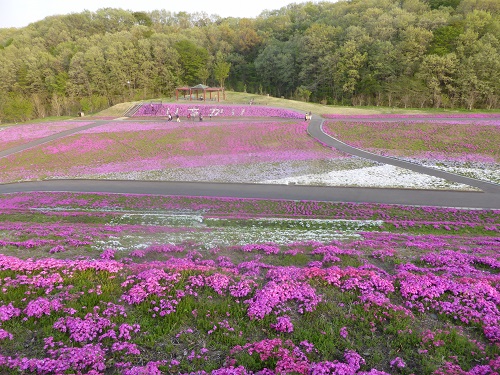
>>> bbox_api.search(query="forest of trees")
[0,0,499,121]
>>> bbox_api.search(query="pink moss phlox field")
[0,245,499,372]
[134,103,304,119]
[270,315,294,333]
[24,297,64,318]
[0,343,108,373]
[396,268,500,343]
[74,120,335,169]
[322,120,500,162]
[2,192,498,225]
[245,276,322,320]
[0,220,199,254]
[241,244,280,255]
[0,122,92,150]
[0,303,21,322]
[0,120,344,182]
[0,253,124,274]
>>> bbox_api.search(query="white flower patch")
[196,227,362,249]
[438,166,500,184]
[205,217,384,231]
[91,215,384,251]
[71,158,376,184]
[109,213,204,227]
[261,164,478,190]
[94,237,126,251]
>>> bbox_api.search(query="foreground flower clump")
[0,192,499,374]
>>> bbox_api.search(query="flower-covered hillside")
[0,120,350,184]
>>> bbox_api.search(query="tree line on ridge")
[0,0,499,122]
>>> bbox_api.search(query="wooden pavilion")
[175,84,225,102]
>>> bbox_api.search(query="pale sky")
[0,0,323,28]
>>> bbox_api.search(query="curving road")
[307,116,500,194]
[0,115,499,209]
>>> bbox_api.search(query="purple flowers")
[339,326,348,339]
[24,297,64,318]
[390,357,406,369]
[1,118,344,183]
[271,315,294,333]
[0,303,21,321]
[0,121,91,150]
[99,248,116,260]
[0,329,13,340]
[241,243,280,255]
[245,277,322,320]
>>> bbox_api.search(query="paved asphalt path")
[0,116,499,209]
[1,179,499,209]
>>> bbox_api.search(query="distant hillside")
[0,0,499,121]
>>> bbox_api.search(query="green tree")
[426,0,461,10]
[133,12,153,27]
[2,92,33,122]
[198,66,210,86]
[298,23,341,102]
[0,2,498,112]
[213,52,231,89]
[67,52,91,98]
[255,38,300,97]
[456,33,500,109]
[149,34,181,95]
[84,46,108,96]
[332,39,368,99]
[429,24,464,55]
[174,39,209,85]
[395,26,434,76]
[417,53,458,107]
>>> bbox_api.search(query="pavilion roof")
[176,85,223,91]
[191,84,209,89]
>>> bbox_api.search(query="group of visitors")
[185,113,203,122]
[305,112,312,121]
[166,112,181,122]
